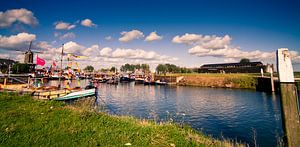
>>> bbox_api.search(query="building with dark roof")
[198,62,267,73]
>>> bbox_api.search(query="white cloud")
[54,21,76,30]
[54,32,60,37]
[173,33,291,62]
[224,58,238,63]
[172,33,231,49]
[119,30,144,42]
[59,32,76,40]
[145,32,163,42]
[172,33,203,45]
[201,35,231,49]
[111,48,177,61]
[34,41,52,50]
[81,19,97,27]
[0,32,36,50]
[0,8,38,28]
[1,38,179,70]
[0,53,10,59]
[81,45,100,56]
[99,47,113,56]
[188,44,276,61]
[105,36,112,40]
[290,51,300,63]
[63,41,85,54]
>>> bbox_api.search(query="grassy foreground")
[0,93,242,146]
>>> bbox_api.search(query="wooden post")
[27,77,30,88]
[270,68,275,92]
[4,78,7,86]
[277,48,300,146]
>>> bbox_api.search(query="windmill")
[24,41,34,64]
[24,41,43,64]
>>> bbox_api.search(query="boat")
[144,81,156,85]
[134,77,145,84]
[55,88,96,101]
[48,75,65,80]
[119,74,133,82]
[155,80,168,85]
[107,78,118,85]
[94,77,108,83]
[32,89,72,100]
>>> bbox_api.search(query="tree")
[110,67,117,72]
[141,64,150,72]
[100,68,108,73]
[120,63,149,72]
[180,67,192,73]
[0,64,8,74]
[240,58,250,63]
[84,65,94,72]
[156,64,167,74]
[12,63,30,74]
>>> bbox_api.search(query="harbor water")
[48,80,283,146]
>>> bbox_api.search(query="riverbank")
[173,73,257,89]
[0,92,242,146]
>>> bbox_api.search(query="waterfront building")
[198,62,267,73]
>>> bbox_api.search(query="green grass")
[0,92,242,146]
[224,76,257,89]
[161,73,258,77]
[164,72,300,78]
[295,72,300,78]
[160,73,258,89]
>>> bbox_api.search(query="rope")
[94,89,117,114]
[8,77,28,84]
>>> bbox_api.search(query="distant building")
[24,50,34,64]
[23,50,36,73]
[198,62,267,73]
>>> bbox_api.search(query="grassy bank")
[0,93,242,146]
[171,73,257,89]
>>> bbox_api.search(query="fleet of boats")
[0,72,170,102]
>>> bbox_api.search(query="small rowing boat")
[55,88,96,101]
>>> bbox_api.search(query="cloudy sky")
[1,0,300,71]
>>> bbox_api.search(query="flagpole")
[58,44,64,88]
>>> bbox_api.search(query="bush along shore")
[0,92,244,146]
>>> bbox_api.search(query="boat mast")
[58,44,64,88]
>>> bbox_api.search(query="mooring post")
[270,68,275,92]
[27,76,30,88]
[4,78,7,86]
[277,48,300,146]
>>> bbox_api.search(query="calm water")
[48,80,283,146]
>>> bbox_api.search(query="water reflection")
[47,80,283,146]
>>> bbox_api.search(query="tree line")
[156,63,194,74]
[120,64,150,72]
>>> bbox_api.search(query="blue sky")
[1,0,300,71]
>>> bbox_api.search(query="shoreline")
[0,92,244,146]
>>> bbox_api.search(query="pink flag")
[36,55,45,66]
[52,60,56,66]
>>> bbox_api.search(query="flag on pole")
[52,60,56,67]
[36,55,45,66]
